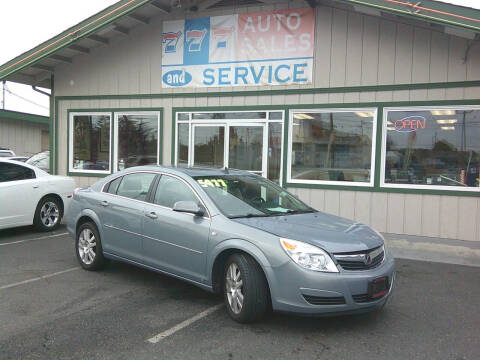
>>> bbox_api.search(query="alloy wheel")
[226,263,244,314]
[78,228,97,265]
[40,202,59,228]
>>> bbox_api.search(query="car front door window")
[154,175,199,208]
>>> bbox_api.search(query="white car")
[0,159,76,231]
[0,148,15,158]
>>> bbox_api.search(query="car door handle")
[100,200,109,207]
[145,211,158,219]
[32,184,39,189]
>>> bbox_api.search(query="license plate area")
[368,276,389,299]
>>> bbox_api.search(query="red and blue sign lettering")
[393,116,427,133]
[161,8,315,88]
[212,26,234,49]
[162,31,182,53]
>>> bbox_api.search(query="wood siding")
[0,117,48,156]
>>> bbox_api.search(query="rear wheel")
[223,253,269,323]
[76,222,107,271]
[34,196,62,231]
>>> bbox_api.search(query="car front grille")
[352,294,372,303]
[303,295,346,305]
[334,245,385,271]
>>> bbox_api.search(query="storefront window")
[175,110,284,185]
[382,107,480,189]
[289,110,376,185]
[268,123,282,184]
[71,114,111,173]
[193,126,225,168]
[116,113,159,171]
[192,112,267,120]
[177,123,189,167]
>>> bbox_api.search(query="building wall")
[53,2,480,241]
[0,117,49,156]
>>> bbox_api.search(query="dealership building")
[1,0,479,241]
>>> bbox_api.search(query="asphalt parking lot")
[0,225,479,360]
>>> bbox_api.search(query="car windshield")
[194,174,314,218]
[26,152,49,172]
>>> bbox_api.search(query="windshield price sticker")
[198,179,228,188]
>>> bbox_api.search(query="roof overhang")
[0,0,478,89]
[335,0,480,34]
[0,109,49,125]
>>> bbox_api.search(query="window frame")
[287,108,378,187]
[113,111,162,172]
[174,110,285,186]
[68,111,112,175]
[380,105,480,192]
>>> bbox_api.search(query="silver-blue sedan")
[67,166,395,323]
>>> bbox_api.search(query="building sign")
[393,116,426,133]
[161,8,315,88]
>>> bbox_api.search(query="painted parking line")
[147,303,223,344]
[0,232,69,246]
[0,267,80,291]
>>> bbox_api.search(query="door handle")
[100,200,109,207]
[32,184,39,189]
[145,211,158,219]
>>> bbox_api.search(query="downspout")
[32,85,51,97]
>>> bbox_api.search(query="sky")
[0,0,118,116]
[0,0,478,116]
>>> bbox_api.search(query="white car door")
[0,162,41,229]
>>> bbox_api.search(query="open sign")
[393,116,426,133]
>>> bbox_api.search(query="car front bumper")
[267,252,396,316]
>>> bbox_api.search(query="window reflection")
[194,126,225,168]
[73,115,110,172]
[291,111,374,183]
[117,114,158,170]
[229,126,263,172]
[177,123,189,167]
[384,108,480,187]
[268,123,282,184]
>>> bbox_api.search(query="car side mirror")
[173,201,205,217]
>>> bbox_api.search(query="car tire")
[76,222,107,271]
[34,196,62,231]
[223,253,269,323]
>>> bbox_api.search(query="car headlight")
[279,238,339,273]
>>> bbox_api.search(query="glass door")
[191,124,226,168]
[228,123,267,177]
[189,122,269,178]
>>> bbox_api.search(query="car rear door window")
[154,175,198,208]
[115,173,156,201]
[105,176,123,194]
[0,163,35,182]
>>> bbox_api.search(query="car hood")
[233,212,384,253]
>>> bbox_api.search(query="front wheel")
[76,222,107,271]
[224,253,269,323]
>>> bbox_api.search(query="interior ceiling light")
[441,126,455,130]
[436,119,458,124]
[355,112,373,118]
[431,110,456,116]
[293,113,315,120]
